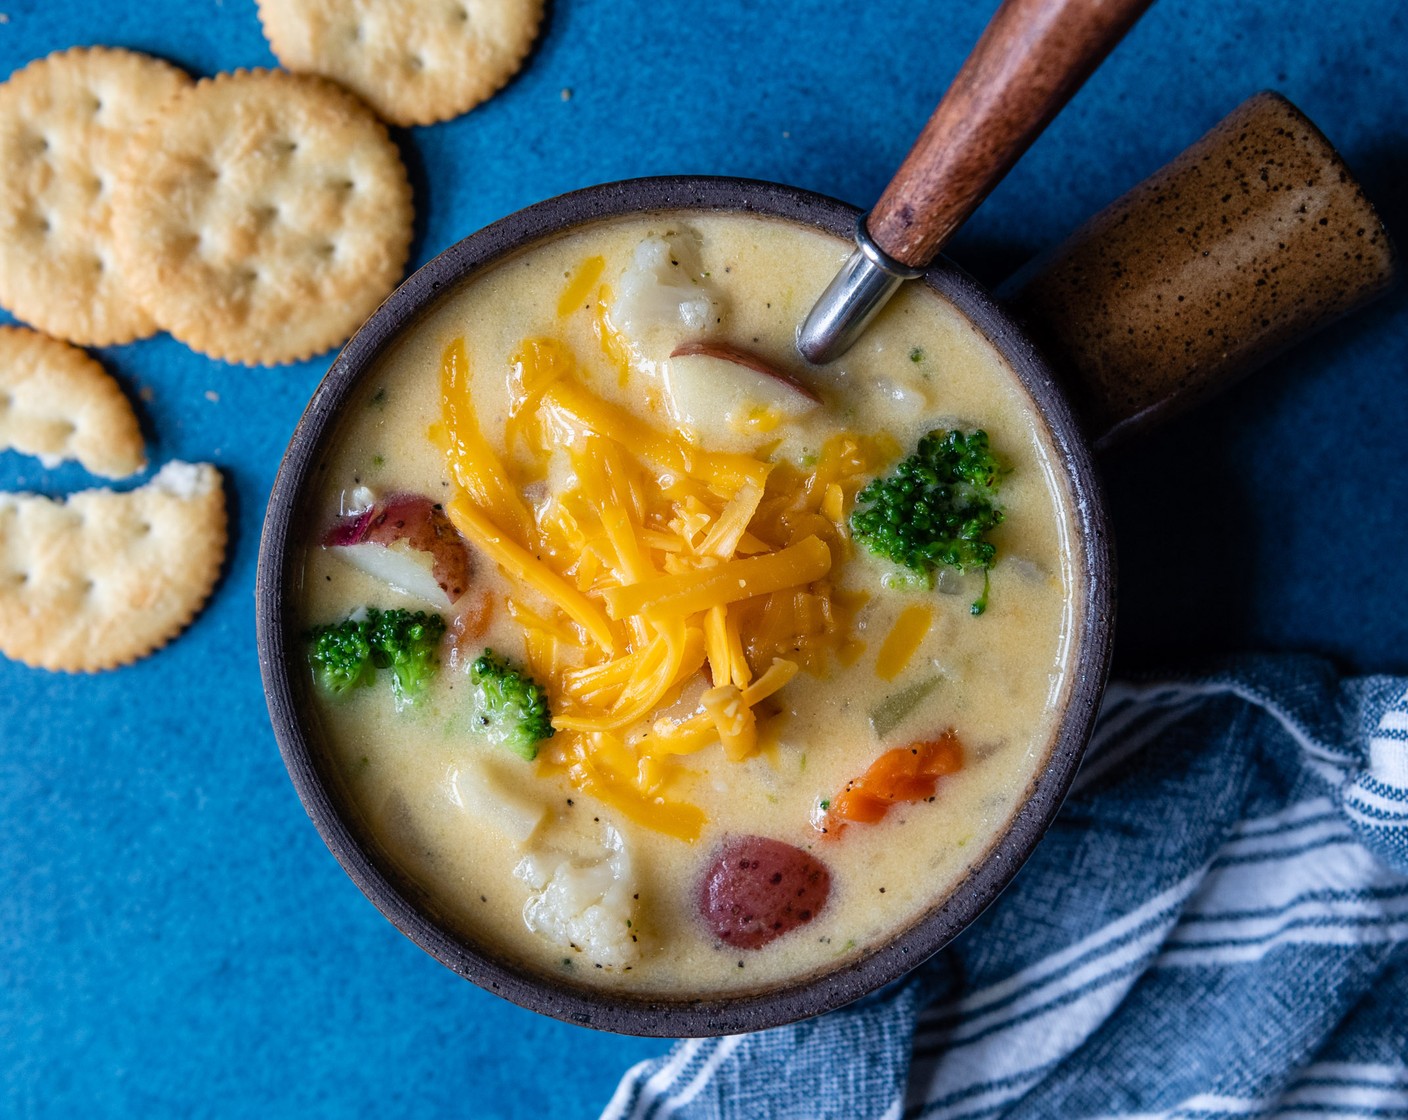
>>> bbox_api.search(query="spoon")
[798,0,1154,365]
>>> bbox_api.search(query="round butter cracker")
[111,69,413,366]
[0,326,146,479]
[0,461,226,672]
[257,0,543,127]
[0,47,192,346]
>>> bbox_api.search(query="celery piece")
[868,674,942,740]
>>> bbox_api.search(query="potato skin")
[697,836,831,950]
[324,493,474,604]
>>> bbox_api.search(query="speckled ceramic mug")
[256,90,1394,1037]
[1005,91,1396,447]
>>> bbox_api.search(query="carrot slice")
[826,730,964,835]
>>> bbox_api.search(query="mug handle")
[1001,91,1398,449]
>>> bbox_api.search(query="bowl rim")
[255,174,1115,1037]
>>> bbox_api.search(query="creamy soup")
[297,213,1078,997]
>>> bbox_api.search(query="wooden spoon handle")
[869,0,1154,270]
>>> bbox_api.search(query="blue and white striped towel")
[603,655,1408,1120]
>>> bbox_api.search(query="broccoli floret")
[849,428,1006,615]
[367,609,446,709]
[309,616,376,695]
[469,649,556,761]
[309,608,445,707]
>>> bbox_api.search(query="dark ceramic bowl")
[255,176,1114,1037]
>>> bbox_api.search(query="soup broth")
[297,213,1078,996]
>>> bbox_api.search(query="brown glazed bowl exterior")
[255,176,1115,1037]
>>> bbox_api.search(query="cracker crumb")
[560,87,572,102]
[204,390,220,403]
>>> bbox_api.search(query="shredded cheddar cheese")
[446,495,616,654]
[556,255,605,319]
[590,283,634,388]
[875,603,934,681]
[435,262,904,841]
[600,536,831,621]
[505,337,573,471]
[435,339,535,546]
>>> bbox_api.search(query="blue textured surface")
[0,1,1403,1117]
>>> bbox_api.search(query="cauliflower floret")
[514,825,638,969]
[610,231,725,364]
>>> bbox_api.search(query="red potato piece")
[323,507,373,546]
[670,341,821,404]
[322,493,473,606]
[698,836,831,950]
[327,541,447,606]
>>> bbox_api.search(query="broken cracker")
[0,461,226,672]
[256,0,543,127]
[0,47,192,346]
[111,69,413,366]
[0,325,146,479]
